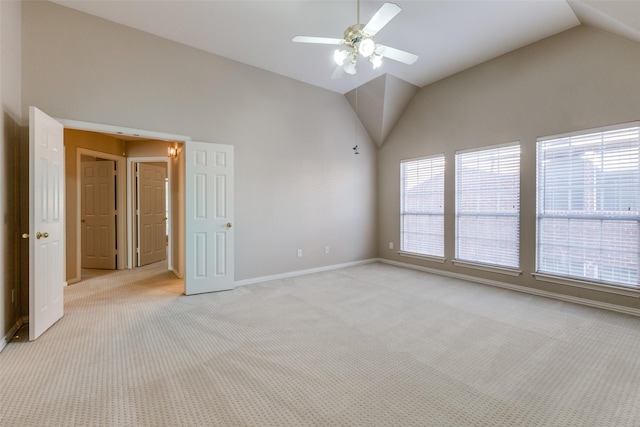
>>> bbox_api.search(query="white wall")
[0,0,22,345]
[21,1,377,284]
[378,25,640,309]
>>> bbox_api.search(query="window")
[400,155,445,257]
[537,123,640,288]
[455,143,520,268]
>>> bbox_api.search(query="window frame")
[400,154,446,259]
[536,122,640,290]
[454,142,521,271]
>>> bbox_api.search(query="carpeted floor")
[2,262,640,426]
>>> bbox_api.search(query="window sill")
[398,251,446,264]
[532,273,640,298]
[452,260,522,277]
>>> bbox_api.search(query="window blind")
[400,155,445,257]
[455,143,520,268]
[537,123,640,287]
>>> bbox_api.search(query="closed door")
[81,160,116,269]
[137,163,167,266]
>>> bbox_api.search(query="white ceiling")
[50,1,638,95]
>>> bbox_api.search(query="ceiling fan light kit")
[343,58,357,75]
[293,1,418,79]
[369,54,383,69]
[358,37,376,57]
[333,49,350,66]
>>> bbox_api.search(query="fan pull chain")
[354,71,359,154]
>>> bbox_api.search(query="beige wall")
[126,140,173,158]
[1,0,22,344]
[22,2,377,284]
[378,26,640,309]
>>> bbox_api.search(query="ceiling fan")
[292,1,418,79]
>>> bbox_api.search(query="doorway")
[74,145,127,283]
[64,127,184,284]
[28,110,235,341]
[58,117,235,295]
[130,159,169,268]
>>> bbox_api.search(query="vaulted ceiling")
[50,1,640,146]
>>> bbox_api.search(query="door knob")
[226,222,232,228]
[36,232,49,240]
[22,233,29,239]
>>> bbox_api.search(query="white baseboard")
[378,258,640,317]
[1,317,25,353]
[235,258,378,287]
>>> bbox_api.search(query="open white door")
[29,106,65,340]
[81,160,116,269]
[184,141,234,295]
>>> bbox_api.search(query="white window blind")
[401,155,445,257]
[537,123,640,288]
[455,143,520,268]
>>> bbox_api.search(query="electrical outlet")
[325,246,330,254]
[297,249,303,257]
[389,242,394,249]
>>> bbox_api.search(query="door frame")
[127,157,172,271]
[57,118,190,290]
[76,148,126,280]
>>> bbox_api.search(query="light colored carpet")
[2,262,640,426]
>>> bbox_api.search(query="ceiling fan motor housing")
[344,23,368,48]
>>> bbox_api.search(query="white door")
[81,160,116,269]
[137,163,167,266]
[184,142,234,295]
[29,106,65,341]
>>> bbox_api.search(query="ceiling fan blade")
[331,65,345,80]
[376,44,418,65]
[363,3,401,36]
[292,36,344,45]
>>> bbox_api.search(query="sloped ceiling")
[568,1,640,43]
[48,1,640,147]
[51,0,580,95]
[345,75,418,148]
